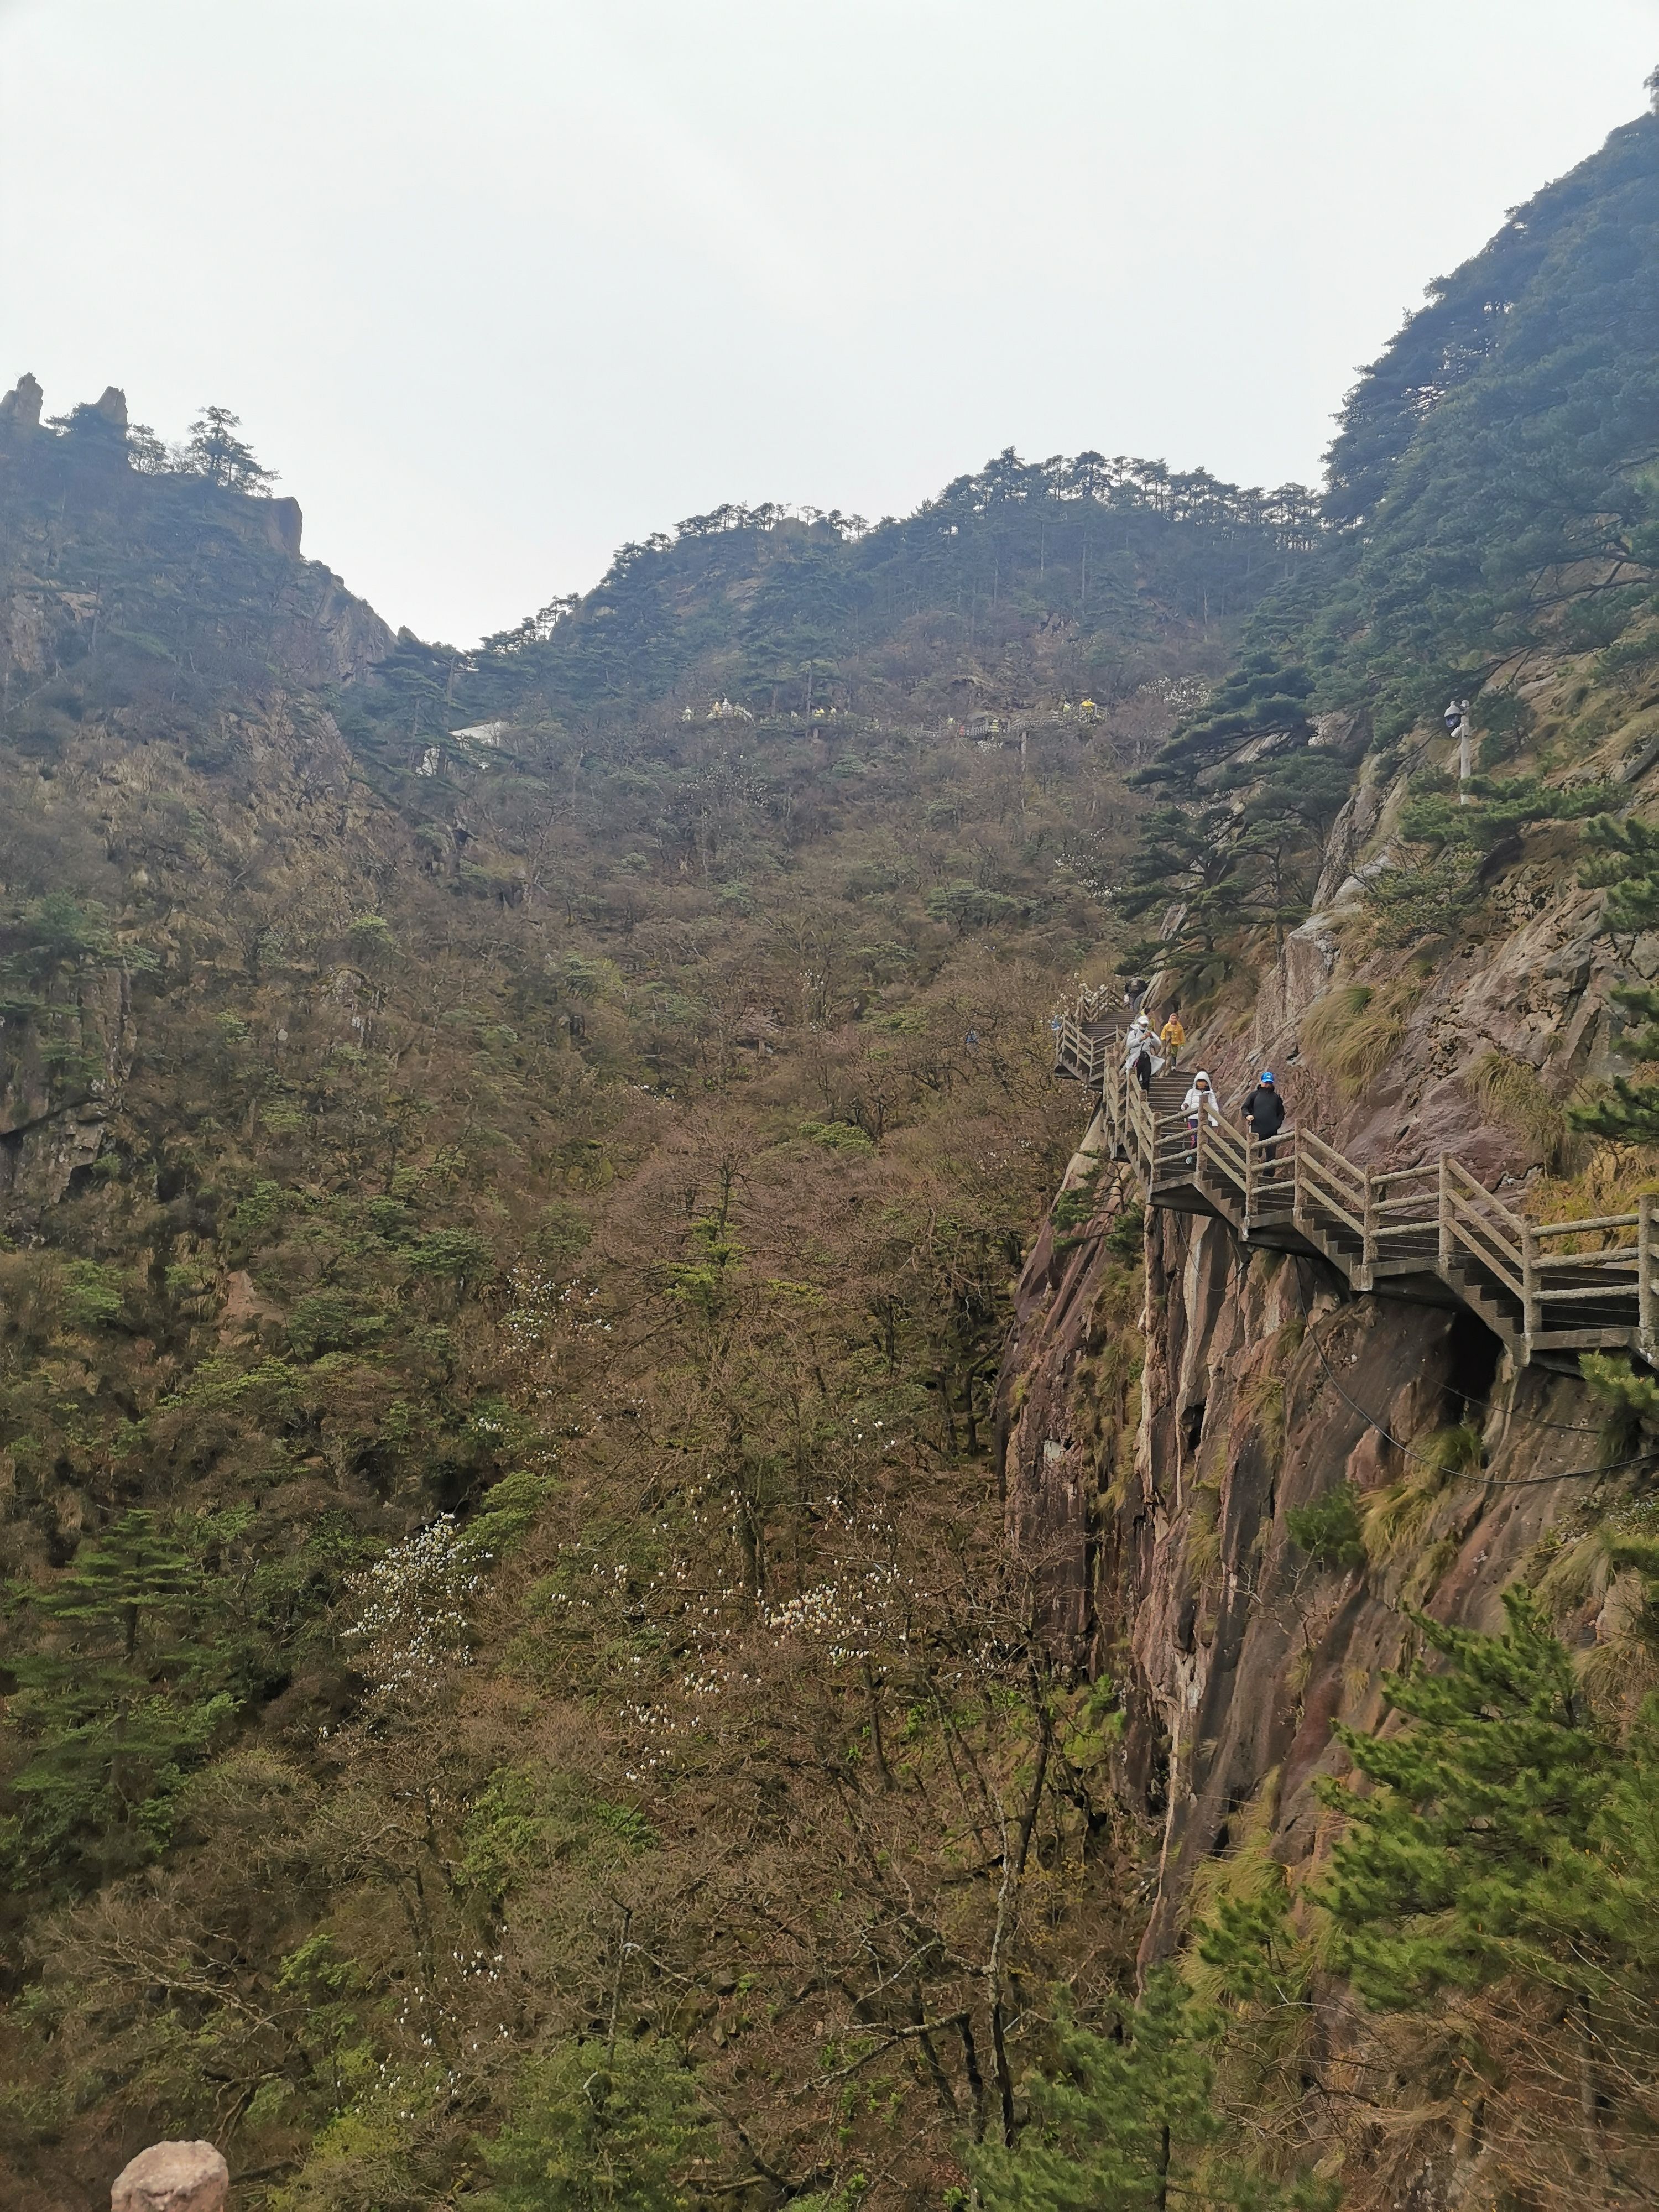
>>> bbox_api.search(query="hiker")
[1123,1013,1164,1083]
[1182,1069,1219,1165]
[1123,976,1149,1019]
[1159,1008,1185,1070]
[1243,1069,1286,1178]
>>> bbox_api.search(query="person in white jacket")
[1182,1070,1219,1164]
[1123,1014,1164,1088]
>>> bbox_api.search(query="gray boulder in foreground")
[111,2142,229,2212]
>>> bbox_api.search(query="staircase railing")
[1366,1166,1441,1282]
[1197,1113,1249,1212]
[1063,1003,1658,1365]
[1151,1108,1196,1186]
[1438,1155,1529,1311]
[1053,1015,1111,1087]
[1295,1127,1365,1249]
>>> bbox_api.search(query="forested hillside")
[1130,103,1659,1011]
[0,382,1312,2206]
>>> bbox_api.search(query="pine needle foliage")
[2,1512,237,1891]
[1285,1481,1366,1573]
[1310,1591,1659,2197]
[1317,1590,1614,2008]
[968,1975,1334,2212]
[472,2038,712,2212]
[1569,817,1659,1144]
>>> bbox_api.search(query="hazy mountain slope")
[0,394,1285,2205]
[1126,103,1659,1017]
[8,93,1658,2212]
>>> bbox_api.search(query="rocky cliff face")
[999,645,1659,1965]
[0,405,396,1222]
[0,959,134,1211]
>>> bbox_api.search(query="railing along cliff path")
[1054,990,1659,1369]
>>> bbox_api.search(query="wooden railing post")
[1641,1191,1655,1358]
[1244,1127,1254,1227]
[1438,1155,1451,1274]
[1521,1217,1537,1353]
[1361,1167,1375,1287]
[1292,1133,1310,1239]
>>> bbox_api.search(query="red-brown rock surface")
[999,695,1650,1962]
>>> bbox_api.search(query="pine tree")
[969,1973,1332,2212]
[38,1507,199,1658]
[1314,1590,1659,2190]
[1569,817,1659,1144]
[473,2037,711,2212]
[2,1512,236,1890]
[185,404,276,492]
[1316,1589,1608,2007]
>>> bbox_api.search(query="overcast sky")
[2,2,1657,645]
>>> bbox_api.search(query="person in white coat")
[1182,1069,1219,1164]
[1123,1013,1164,1091]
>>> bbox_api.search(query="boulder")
[111,2140,229,2212]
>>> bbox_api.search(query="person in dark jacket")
[1243,1070,1285,1177]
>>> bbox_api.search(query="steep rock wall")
[1000,691,1656,1952]
[1119,1225,1603,1959]
[0,449,399,1219]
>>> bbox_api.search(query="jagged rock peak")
[111,2140,229,2212]
[0,372,44,429]
[93,384,128,428]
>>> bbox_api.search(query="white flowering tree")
[342,1514,487,1710]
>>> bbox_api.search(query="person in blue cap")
[1243,1069,1285,1178]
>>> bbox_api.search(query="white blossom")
[343,1514,486,1705]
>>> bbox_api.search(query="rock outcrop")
[110,2140,228,2212]
[0,961,135,1213]
[0,372,44,430]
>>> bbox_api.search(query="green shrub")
[1286,1480,1365,1571]
[1104,1204,1145,1258]
[473,2037,711,2212]
[924,879,1025,930]
[61,1260,125,1329]
[799,1119,875,1155]
[1051,1162,1102,1239]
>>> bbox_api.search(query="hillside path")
[1056,991,1656,1370]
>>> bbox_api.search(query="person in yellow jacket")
[1159,1009,1186,1070]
